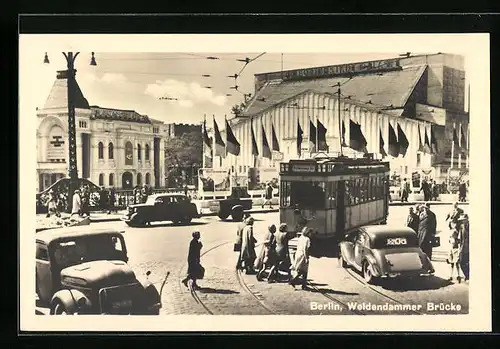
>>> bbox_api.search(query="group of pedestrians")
[406,201,469,283]
[234,214,314,290]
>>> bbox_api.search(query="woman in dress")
[268,223,296,282]
[255,224,277,281]
[182,231,203,289]
[446,221,463,283]
[290,227,313,290]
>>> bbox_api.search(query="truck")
[207,186,253,221]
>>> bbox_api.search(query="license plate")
[111,299,132,309]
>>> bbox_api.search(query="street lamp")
[44,51,97,213]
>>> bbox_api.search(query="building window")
[145,173,151,185]
[416,153,421,167]
[239,165,242,173]
[137,173,142,185]
[137,144,142,161]
[125,141,133,165]
[108,142,114,159]
[153,126,159,134]
[145,144,150,161]
[99,173,104,186]
[78,120,87,128]
[109,173,114,186]
[98,142,104,159]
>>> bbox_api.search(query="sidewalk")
[36,200,467,225]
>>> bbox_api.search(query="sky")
[35,52,441,126]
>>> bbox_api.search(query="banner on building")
[198,168,231,192]
[247,167,279,190]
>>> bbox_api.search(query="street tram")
[279,154,390,244]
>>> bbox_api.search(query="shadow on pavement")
[196,287,240,295]
[149,221,209,228]
[377,275,454,292]
[308,287,359,296]
[308,282,328,287]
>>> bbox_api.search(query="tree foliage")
[164,131,203,169]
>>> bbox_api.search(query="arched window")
[108,142,114,159]
[99,173,104,186]
[125,141,133,165]
[145,144,150,161]
[98,142,104,159]
[137,173,142,185]
[109,173,114,186]
[137,144,142,161]
[145,173,151,185]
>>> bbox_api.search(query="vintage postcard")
[19,33,490,332]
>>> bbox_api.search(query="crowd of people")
[399,177,468,203]
[179,213,314,291]
[406,202,469,283]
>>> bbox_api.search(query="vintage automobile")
[122,193,201,227]
[36,226,166,315]
[338,225,435,284]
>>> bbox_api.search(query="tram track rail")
[181,240,276,315]
[344,268,424,315]
[305,281,365,315]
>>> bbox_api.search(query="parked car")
[122,193,201,227]
[36,226,166,315]
[208,186,253,221]
[338,225,434,284]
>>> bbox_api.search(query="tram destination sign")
[256,58,401,83]
[291,164,316,172]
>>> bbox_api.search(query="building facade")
[210,53,469,186]
[36,70,169,192]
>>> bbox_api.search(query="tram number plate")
[386,238,407,246]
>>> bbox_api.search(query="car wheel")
[181,216,192,224]
[218,213,229,221]
[231,210,243,222]
[338,253,348,268]
[363,261,374,284]
[52,302,72,315]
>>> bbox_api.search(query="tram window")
[286,181,326,209]
[281,181,292,207]
[326,181,337,209]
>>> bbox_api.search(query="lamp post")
[44,51,97,213]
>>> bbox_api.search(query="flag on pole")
[460,124,467,153]
[317,119,328,151]
[251,122,259,156]
[341,120,348,147]
[397,123,409,157]
[388,122,399,157]
[271,123,280,152]
[453,125,460,150]
[213,117,226,158]
[423,126,432,154]
[297,119,303,156]
[225,117,240,156]
[379,128,387,157]
[309,119,317,152]
[417,124,424,152]
[430,126,438,154]
[349,119,368,154]
[203,116,212,156]
[262,125,272,159]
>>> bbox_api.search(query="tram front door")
[336,180,345,239]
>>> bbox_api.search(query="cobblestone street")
[86,203,469,316]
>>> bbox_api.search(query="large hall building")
[214,53,469,185]
[36,69,169,192]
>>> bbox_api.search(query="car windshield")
[51,234,126,268]
[372,233,418,249]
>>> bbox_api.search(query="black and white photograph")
[19,33,490,332]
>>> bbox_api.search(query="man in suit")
[401,178,411,202]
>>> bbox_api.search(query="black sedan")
[121,193,201,227]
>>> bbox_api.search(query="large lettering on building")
[255,58,402,88]
[47,125,65,162]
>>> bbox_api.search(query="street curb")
[88,208,280,223]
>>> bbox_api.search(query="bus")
[279,154,390,245]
